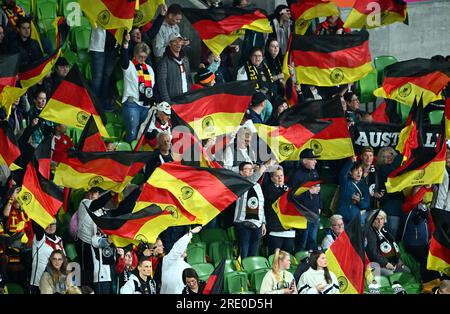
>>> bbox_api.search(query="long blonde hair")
[272,249,290,283]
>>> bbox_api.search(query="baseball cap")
[168,32,185,42]
[300,148,320,159]
[197,67,216,85]
[156,101,171,115]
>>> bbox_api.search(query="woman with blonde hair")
[259,249,296,294]
[39,250,72,294]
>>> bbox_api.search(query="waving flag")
[134,0,165,27]
[427,208,450,276]
[288,0,339,35]
[344,0,407,29]
[77,115,107,152]
[18,49,61,89]
[0,121,21,170]
[79,0,137,31]
[395,97,423,162]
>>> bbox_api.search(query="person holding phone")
[260,249,296,294]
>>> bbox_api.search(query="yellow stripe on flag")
[17,186,55,229]
[79,0,135,30]
[295,3,339,35]
[344,9,406,29]
[0,86,28,117]
[325,249,359,294]
[20,49,61,88]
[189,112,246,140]
[373,84,442,107]
[299,138,354,161]
[272,199,307,229]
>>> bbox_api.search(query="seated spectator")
[315,14,350,35]
[336,157,370,225]
[365,210,411,277]
[266,97,288,126]
[359,146,383,209]
[297,251,340,294]
[321,215,344,250]
[260,249,296,294]
[160,226,202,294]
[39,250,71,294]
[181,268,205,294]
[144,101,172,149]
[115,246,138,292]
[0,24,9,55]
[51,124,73,165]
[46,57,70,98]
[344,92,362,124]
[156,32,192,102]
[120,257,157,294]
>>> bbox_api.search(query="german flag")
[0,53,19,86]
[292,30,373,86]
[272,181,320,230]
[147,163,254,225]
[16,159,63,228]
[427,208,450,277]
[373,58,450,107]
[171,81,256,140]
[445,97,450,139]
[370,101,389,123]
[288,0,339,35]
[0,121,21,170]
[133,0,164,27]
[182,7,272,57]
[254,119,330,162]
[281,96,355,160]
[325,216,371,294]
[34,136,53,179]
[395,97,423,162]
[39,64,109,137]
[18,49,61,89]
[77,115,107,152]
[344,0,407,29]
[0,85,28,118]
[53,150,154,192]
[204,259,226,294]
[30,20,44,54]
[386,121,446,193]
[79,0,137,31]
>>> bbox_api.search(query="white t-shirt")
[122,61,155,106]
[89,27,106,52]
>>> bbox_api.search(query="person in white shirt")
[160,226,202,294]
[260,249,297,294]
[298,251,340,294]
[321,215,345,250]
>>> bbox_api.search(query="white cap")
[156,101,171,115]
[168,32,185,42]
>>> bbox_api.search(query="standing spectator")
[143,131,173,180]
[263,166,295,254]
[297,251,340,294]
[315,14,349,35]
[266,97,288,126]
[359,146,383,209]
[10,16,42,65]
[264,38,284,99]
[297,183,322,252]
[120,257,157,294]
[156,32,192,102]
[115,246,138,293]
[223,127,258,172]
[51,124,73,166]
[46,57,70,98]
[321,215,344,250]
[290,149,320,187]
[0,25,9,55]
[39,250,71,294]
[90,226,114,294]
[233,162,266,259]
[160,226,202,294]
[336,158,370,225]
[270,5,292,56]
[260,249,296,294]
[144,102,172,150]
[181,268,206,294]
[30,219,65,294]
[344,92,363,124]
[121,33,156,143]
[26,89,54,148]
[192,67,216,89]
[152,4,187,60]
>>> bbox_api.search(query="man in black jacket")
[11,16,42,65]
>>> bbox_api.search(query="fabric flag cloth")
[370,101,389,123]
[53,150,154,192]
[204,259,226,294]
[30,20,44,54]
[79,0,137,31]
[34,136,53,179]
[272,180,320,230]
[373,58,450,107]
[325,216,372,294]
[344,0,407,29]
[395,96,423,162]
[427,207,450,276]
[445,97,450,139]
[279,96,355,160]
[147,162,254,225]
[77,115,107,152]
[0,121,21,170]
[171,81,256,140]
[385,120,447,193]
[39,64,109,137]
[133,0,164,27]
[291,30,373,87]
[0,85,28,118]
[182,7,272,57]
[254,119,330,162]
[53,16,70,50]
[18,49,61,89]
[16,159,63,229]
[0,53,19,86]
[288,0,339,35]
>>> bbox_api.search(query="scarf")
[245,186,261,221]
[2,4,26,27]
[244,61,274,96]
[133,59,153,105]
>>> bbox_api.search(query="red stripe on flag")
[382,71,450,95]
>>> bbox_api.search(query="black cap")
[251,92,267,106]
[300,148,320,159]
[55,57,69,67]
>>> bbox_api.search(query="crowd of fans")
[0,0,450,295]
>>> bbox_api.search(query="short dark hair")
[239,162,253,172]
[350,160,364,172]
[137,256,151,267]
[167,4,182,16]
[182,268,198,283]
[17,16,31,28]
[249,46,264,58]
[343,91,355,103]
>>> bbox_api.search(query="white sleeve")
[165,233,192,261]
[120,280,137,294]
[321,235,334,250]
[223,145,234,170]
[433,170,449,210]
[236,67,248,81]
[297,273,318,294]
[259,272,284,294]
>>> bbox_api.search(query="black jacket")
[263,182,289,233]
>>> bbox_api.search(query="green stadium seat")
[115,141,132,151]
[429,110,444,125]
[116,79,124,98]
[224,259,236,274]
[17,0,32,14]
[403,282,421,294]
[250,268,269,293]
[105,123,125,141]
[374,55,398,86]
[65,243,78,262]
[199,228,228,245]
[357,66,378,104]
[224,271,249,294]
[241,256,270,277]
[208,241,233,266]
[5,283,25,294]
[320,183,338,217]
[192,263,215,282]
[267,254,275,267]
[70,24,91,51]
[35,0,58,20]
[227,226,237,242]
[190,233,201,244]
[295,250,308,264]
[388,272,417,287]
[186,242,207,265]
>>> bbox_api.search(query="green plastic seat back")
[225,271,248,294]
[192,262,215,282]
[186,242,207,265]
[374,55,398,86]
[199,228,229,245]
[241,256,270,275]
